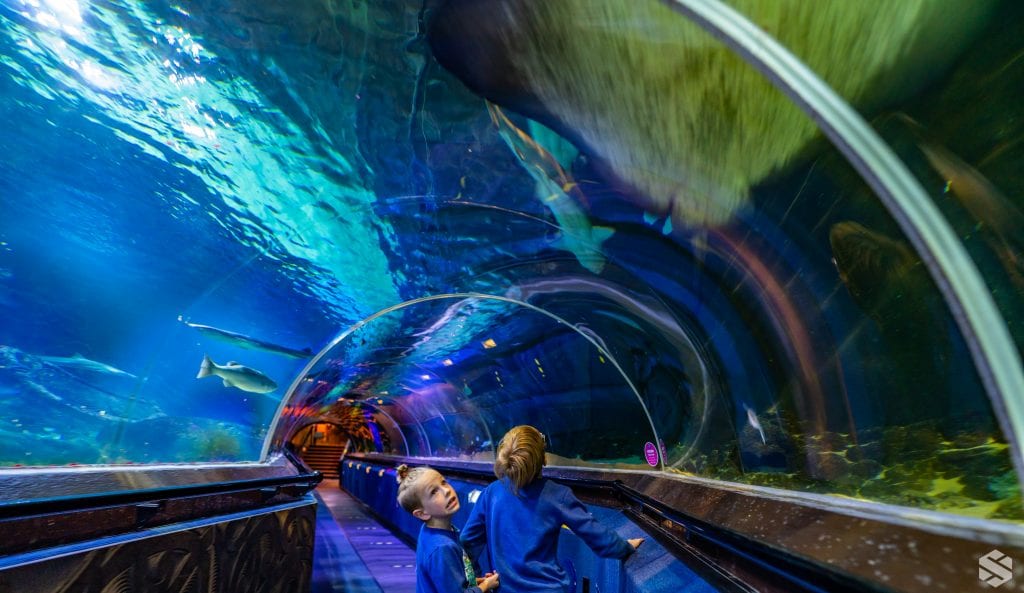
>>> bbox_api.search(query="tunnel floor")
[313,481,416,593]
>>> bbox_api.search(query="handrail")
[344,452,1024,592]
[610,481,877,593]
[0,470,321,520]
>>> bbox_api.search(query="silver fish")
[744,404,766,444]
[196,355,277,394]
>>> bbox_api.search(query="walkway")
[312,480,417,593]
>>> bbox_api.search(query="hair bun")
[396,464,410,483]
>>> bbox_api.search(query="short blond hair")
[395,464,432,513]
[495,425,545,494]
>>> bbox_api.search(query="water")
[0,0,1021,522]
[0,0,402,462]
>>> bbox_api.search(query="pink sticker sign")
[644,442,659,466]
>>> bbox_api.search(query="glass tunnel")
[1,0,1022,592]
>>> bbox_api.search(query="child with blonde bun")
[396,464,500,593]
[460,425,643,592]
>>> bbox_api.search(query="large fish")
[180,317,313,359]
[1,346,161,421]
[828,221,920,315]
[196,355,277,393]
[828,220,952,424]
[918,141,1024,291]
[428,0,995,229]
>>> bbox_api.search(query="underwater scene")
[1,0,1022,523]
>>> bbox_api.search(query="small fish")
[744,404,766,444]
[196,355,277,393]
[38,353,136,379]
[180,317,313,359]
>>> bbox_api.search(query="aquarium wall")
[1,0,1022,523]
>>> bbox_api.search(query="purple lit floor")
[313,480,417,593]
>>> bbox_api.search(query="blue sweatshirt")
[416,524,482,593]
[460,477,634,592]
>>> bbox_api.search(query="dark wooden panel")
[0,500,316,593]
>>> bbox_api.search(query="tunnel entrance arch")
[264,292,665,469]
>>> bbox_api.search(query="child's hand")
[475,572,495,584]
[478,571,499,591]
[628,538,645,550]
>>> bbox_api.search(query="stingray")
[428,0,996,229]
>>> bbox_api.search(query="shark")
[180,317,314,359]
[488,102,614,274]
[37,353,137,379]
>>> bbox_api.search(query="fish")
[828,221,920,316]
[919,143,1024,237]
[743,404,766,444]
[428,0,996,229]
[488,103,614,274]
[180,317,314,359]
[37,353,137,379]
[829,220,953,424]
[919,141,1024,290]
[196,355,278,393]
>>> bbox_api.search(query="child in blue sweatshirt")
[396,464,501,593]
[460,425,644,592]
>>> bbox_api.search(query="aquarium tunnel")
[1,0,1023,592]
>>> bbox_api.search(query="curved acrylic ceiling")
[265,0,1024,520]
[269,290,689,466]
[1,0,1021,522]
